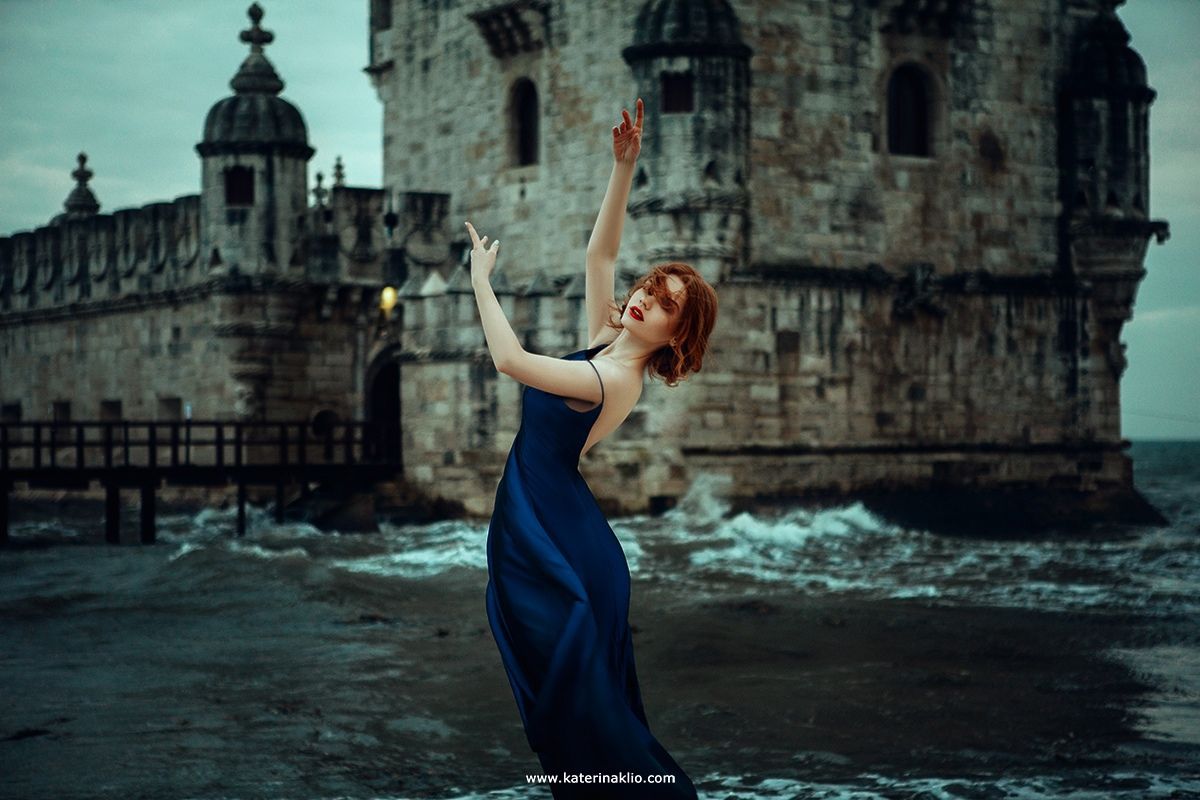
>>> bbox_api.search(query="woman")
[470,97,717,798]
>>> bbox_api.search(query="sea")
[2,440,1197,799]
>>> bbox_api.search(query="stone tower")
[362,0,1170,523]
[2,3,392,474]
[1059,0,1168,389]
[195,2,315,275]
[622,0,753,285]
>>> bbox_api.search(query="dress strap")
[585,360,604,406]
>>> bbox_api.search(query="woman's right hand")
[465,221,498,285]
[612,97,643,166]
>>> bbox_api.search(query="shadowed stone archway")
[364,347,401,467]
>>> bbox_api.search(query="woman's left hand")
[612,97,643,165]
[465,221,499,284]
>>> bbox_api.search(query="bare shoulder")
[590,357,642,405]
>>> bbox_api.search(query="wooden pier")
[0,419,402,543]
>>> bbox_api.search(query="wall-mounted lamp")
[379,285,398,320]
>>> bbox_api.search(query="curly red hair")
[604,262,718,387]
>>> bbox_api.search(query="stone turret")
[1062,1,1155,223]
[1059,0,1169,377]
[195,2,315,275]
[622,0,753,284]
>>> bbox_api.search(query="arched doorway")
[365,350,401,466]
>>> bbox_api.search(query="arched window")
[886,63,932,157]
[513,79,539,166]
[224,166,254,206]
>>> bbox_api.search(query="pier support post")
[237,482,247,537]
[1,484,8,544]
[105,485,120,544]
[140,483,156,544]
[275,480,285,524]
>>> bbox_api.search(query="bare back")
[563,330,644,458]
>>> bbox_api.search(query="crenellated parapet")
[301,167,389,284]
[0,186,202,314]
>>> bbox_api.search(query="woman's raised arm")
[467,220,611,404]
[585,98,643,342]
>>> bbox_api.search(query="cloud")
[1131,305,1200,325]
[0,153,68,186]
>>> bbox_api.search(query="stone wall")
[366,0,1108,288]
[392,268,1136,517]
[0,276,378,470]
[747,0,1071,275]
[2,290,228,426]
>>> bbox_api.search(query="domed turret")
[1060,0,1169,352]
[621,0,752,284]
[198,2,312,156]
[195,3,314,275]
[1066,8,1152,97]
[626,0,750,59]
[1061,2,1157,223]
[202,94,310,152]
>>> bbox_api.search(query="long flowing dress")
[485,344,699,799]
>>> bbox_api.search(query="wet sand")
[352,572,1194,795]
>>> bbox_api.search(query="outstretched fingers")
[465,221,499,253]
[465,220,489,249]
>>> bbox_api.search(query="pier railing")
[0,419,399,473]
[0,419,402,543]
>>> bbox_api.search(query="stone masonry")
[369,0,1168,520]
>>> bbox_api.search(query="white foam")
[18,466,1194,617]
[340,767,1200,799]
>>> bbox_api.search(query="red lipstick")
[630,306,643,321]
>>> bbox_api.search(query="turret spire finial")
[240,3,274,55]
[312,172,329,207]
[229,3,284,95]
[63,151,100,218]
[72,152,93,187]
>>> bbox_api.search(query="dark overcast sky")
[0,0,1196,438]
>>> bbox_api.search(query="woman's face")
[622,274,686,345]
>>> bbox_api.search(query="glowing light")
[379,286,398,318]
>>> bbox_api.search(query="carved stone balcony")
[467,0,551,59]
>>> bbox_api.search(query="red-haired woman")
[470,97,717,798]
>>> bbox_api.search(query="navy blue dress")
[485,344,699,799]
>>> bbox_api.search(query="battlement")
[0,181,400,318]
[0,194,202,311]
